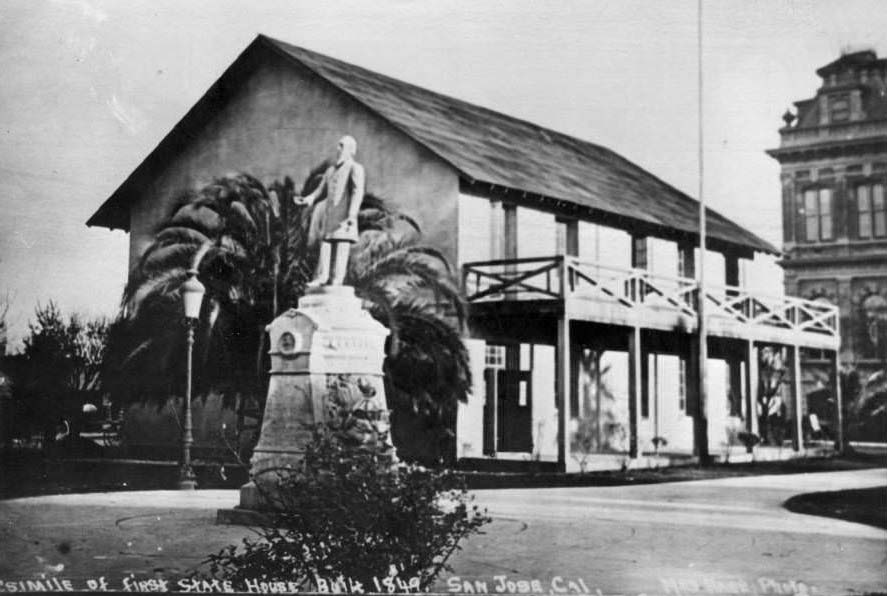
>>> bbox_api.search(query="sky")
[0,0,885,348]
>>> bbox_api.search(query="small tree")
[106,172,470,464]
[12,303,109,445]
[201,420,489,591]
[757,346,788,446]
[841,364,887,445]
[572,350,626,470]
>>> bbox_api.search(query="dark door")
[496,369,533,452]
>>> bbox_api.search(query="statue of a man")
[295,135,365,287]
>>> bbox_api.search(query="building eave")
[766,134,887,163]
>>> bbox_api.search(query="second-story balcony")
[462,256,839,350]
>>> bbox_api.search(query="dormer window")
[829,93,850,122]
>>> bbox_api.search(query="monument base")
[217,493,273,526]
[218,285,394,522]
[216,482,275,526]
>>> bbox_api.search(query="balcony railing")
[462,256,839,339]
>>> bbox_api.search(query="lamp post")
[179,268,205,490]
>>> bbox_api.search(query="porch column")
[832,350,844,453]
[745,340,759,442]
[790,345,803,452]
[628,325,643,459]
[556,317,571,472]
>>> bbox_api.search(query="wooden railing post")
[560,255,568,298]
[462,259,841,363]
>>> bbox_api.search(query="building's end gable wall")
[128,50,459,275]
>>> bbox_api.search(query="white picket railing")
[462,255,839,339]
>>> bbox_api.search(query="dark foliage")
[200,425,489,591]
[757,346,789,445]
[8,303,109,442]
[841,365,887,444]
[103,170,470,463]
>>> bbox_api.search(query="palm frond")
[123,268,188,314]
[139,243,199,275]
[107,168,470,464]
[167,204,222,235]
[153,226,212,249]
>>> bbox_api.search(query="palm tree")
[103,170,469,464]
[104,174,280,407]
[842,364,887,445]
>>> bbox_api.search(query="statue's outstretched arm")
[295,171,328,206]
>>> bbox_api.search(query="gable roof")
[87,34,777,256]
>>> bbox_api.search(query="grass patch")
[784,486,887,529]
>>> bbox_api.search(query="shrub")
[200,426,489,591]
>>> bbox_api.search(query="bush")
[200,426,489,591]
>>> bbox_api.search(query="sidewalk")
[0,469,884,593]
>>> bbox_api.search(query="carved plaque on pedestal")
[237,285,394,512]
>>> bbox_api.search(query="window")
[485,345,506,369]
[516,206,557,258]
[801,188,833,242]
[857,183,886,239]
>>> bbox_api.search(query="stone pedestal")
[229,285,393,515]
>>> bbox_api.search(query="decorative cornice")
[766,134,887,163]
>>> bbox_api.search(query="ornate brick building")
[768,50,887,440]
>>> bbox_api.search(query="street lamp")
[179,268,205,489]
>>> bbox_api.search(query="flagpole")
[696,0,710,462]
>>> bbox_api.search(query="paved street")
[454,469,887,596]
[0,470,884,595]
